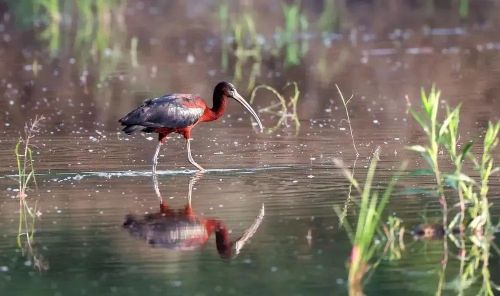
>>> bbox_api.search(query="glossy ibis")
[119,81,263,173]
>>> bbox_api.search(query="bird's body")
[123,202,221,251]
[119,82,262,173]
[119,94,217,141]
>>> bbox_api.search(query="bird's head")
[215,81,264,132]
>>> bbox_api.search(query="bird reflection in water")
[123,173,265,258]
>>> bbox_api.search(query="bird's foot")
[190,158,205,172]
[194,163,206,172]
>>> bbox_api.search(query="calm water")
[1,1,500,295]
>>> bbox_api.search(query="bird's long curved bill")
[232,90,264,132]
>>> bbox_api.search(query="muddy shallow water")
[0,1,500,295]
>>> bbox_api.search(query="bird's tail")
[122,125,142,135]
[119,110,142,134]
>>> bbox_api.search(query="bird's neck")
[214,221,232,258]
[204,95,228,121]
[204,219,232,258]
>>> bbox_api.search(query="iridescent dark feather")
[119,94,205,134]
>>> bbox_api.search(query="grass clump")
[456,121,499,296]
[472,121,499,231]
[408,86,499,296]
[334,148,406,296]
[408,86,499,233]
[333,86,407,294]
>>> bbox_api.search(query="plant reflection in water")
[123,173,265,259]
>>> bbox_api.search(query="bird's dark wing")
[119,94,205,134]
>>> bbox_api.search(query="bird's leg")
[185,177,195,219]
[152,171,162,202]
[152,141,162,175]
[187,175,194,208]
[186,139,205,172]
[186,171,204,208]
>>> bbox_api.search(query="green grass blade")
[410,109,429,135]
[460,141,474,163]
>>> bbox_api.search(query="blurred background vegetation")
[0,0,497,130]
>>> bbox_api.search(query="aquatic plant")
[407,86,449,226]
[456,121,499,296]
[218,0,265,90]
[318,0,341,33]
[459,0,470,18]
[7,0,127,76]
[217,0,230,71]
[232,13,262,91]
[15,116,44,200]
[333,87,406,269]
[6,0,62,54]
[72,0,128,81]
[275,1,309,67]
[14,115,48,271]
[408,86,500,295]
[334,148,405,295]
[408,87,499,229]
[335,85,358,157]
[333,85,405,291]
[234,17,262,92]
[382,216,405,261]
[335,85,359,225]
[473,122,499,229]
[35,0,61,56]
[249,82,300,134]
[221,8,262,92]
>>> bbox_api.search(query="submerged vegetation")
[381,216,405,261]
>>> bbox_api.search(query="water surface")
[0,1,499,295]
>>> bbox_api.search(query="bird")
[119,81,263,174]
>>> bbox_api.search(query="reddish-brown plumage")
[199,94,228,122]
[153,90,229,142]
[119,81,263,172]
